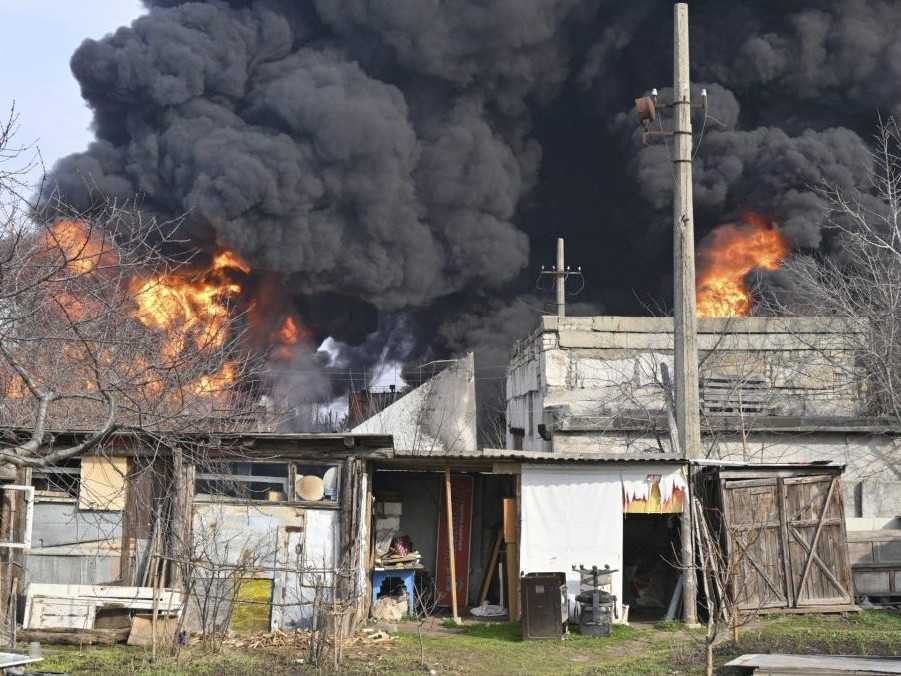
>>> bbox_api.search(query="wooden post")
[503,496,519,620]
[443,469,460,624]
[673,1,700,625]
[151,562,161,661]
[478,530,504,605]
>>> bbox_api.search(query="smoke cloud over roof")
[45,0,895,420]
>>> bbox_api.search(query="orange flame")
[128,251,249,360]
[271,315,312,360]
[277,316,301,345]
[5,218,253,402]
[48,220,109,274]
[696,213,789,317]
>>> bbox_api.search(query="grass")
[21,611,901,675]
[718,610,901,662]
[27,644,288,675]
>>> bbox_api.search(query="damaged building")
[505,315,901,617]
[2,315,899,640]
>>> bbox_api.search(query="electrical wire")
[692,106,708,160]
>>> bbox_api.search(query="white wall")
[355,353,477,453]
[519,463,685,620]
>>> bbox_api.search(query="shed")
[697,462,855,613]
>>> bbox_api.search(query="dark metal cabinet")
[521,572,567,640]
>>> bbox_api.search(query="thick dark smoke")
[45,0,900,430]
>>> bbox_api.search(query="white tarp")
[520,464,623,618]
[520,463,686,620]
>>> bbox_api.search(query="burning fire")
[30,220,315,403]
[128,249,249,359]
[271,315,312,360]
[38,220,254,397]
[48,219,113,274]
[696,213,789,317]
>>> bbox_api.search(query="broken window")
[32,459,81,501]
[195,462,290,502]
[195,461,340,504]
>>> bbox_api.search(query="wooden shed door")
[783,476,853,607]
[720,478,789,610]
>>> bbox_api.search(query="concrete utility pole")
[556,237,566,318]
[673,2,700,625]
[540,238,583,318]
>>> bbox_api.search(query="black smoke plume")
[45,0,897,430]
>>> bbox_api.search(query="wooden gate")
[720,473,853,612]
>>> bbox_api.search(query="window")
[33,459,81,501]
[295,464,340,502]
[195,461,340,504]
[527,392,534,437]
[510,427,525,451]
[196,462,290,501]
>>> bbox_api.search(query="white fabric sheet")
[520,464,623,618]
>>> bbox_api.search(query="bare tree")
[691,497,772,676]
[413,573,440,671]
[760,116,901,423]
[0,104,260,469]
[0,102,268,645]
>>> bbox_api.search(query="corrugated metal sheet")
[390,448,684,464]
[32,501,122,549]
[24,552,119,587]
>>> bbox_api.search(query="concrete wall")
[507,316,864,452]
[355,353,477,453]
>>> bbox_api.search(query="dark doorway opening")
[622,514,681,622]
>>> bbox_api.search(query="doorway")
[622,514,681,621]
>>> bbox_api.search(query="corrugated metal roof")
[389,448,684,464]
[386,449,846,471]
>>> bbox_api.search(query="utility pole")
[556,237,566,318]
[673,2,700,626]
[540,237,583,318]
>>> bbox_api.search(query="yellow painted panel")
[230,578,272,633]
[79,456,127,511]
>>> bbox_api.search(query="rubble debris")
[371,593,408,622]
[219,627,395,650]
[470,603,506,618]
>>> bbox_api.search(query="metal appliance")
[572,564,618,637]
[521,572,568,640]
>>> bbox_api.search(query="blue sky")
[0,1,144,187]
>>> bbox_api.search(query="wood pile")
[220,627,394,650]
[222,629,310,649]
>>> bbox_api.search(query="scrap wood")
[358,627,394,643]
[222,628,311,650]
[219,626,395,651]
[18,627,130,646]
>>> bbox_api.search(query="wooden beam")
[478,530,504,605]
[794,478,836,602]
[444,469,460,624]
